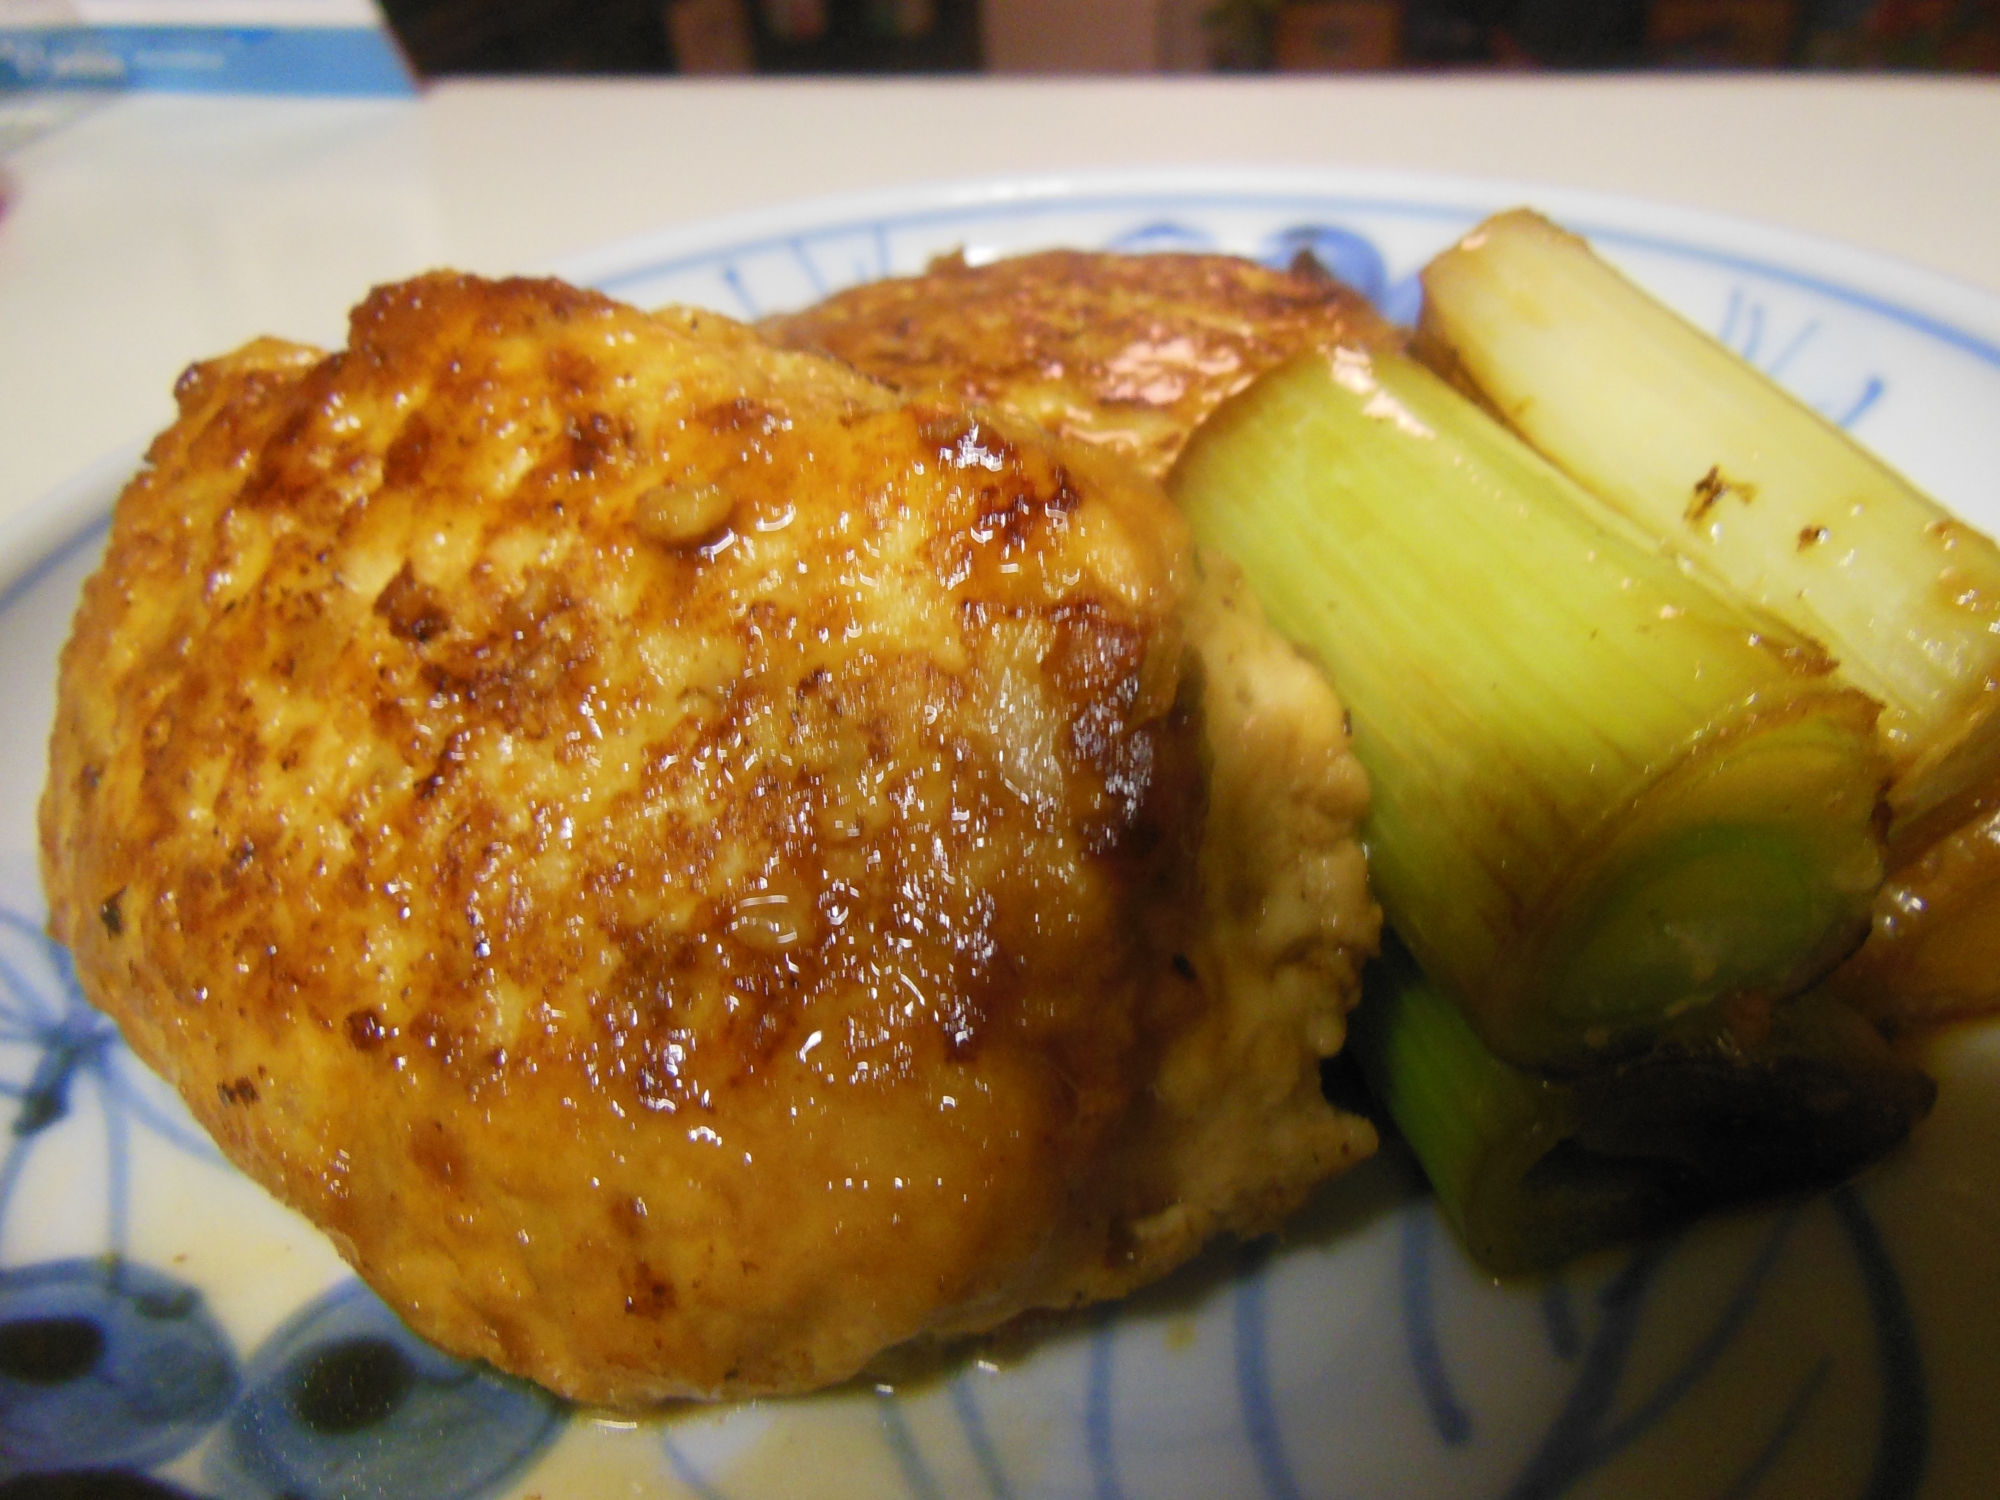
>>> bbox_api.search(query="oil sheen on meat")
[42,273,1377,1405]
[762,248,1394,480]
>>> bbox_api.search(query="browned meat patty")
[41,272,1376,1405]
[762,249,1395,481]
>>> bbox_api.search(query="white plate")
[3,168,1998,1500]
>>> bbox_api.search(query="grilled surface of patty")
[42,273,1375,1404]
[762,249,1394,480]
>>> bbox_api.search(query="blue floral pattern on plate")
[0,916,561,1498]
[0,1257,236,1476]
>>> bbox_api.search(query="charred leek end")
[1169,343,1889,1071]
[1417,208,2000,848]
[1829,792,2000,1027]
[1353,933,1937,1275]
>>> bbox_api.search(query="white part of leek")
[1419,209,2000,841]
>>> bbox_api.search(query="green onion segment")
[1352,933,1935,1275]
[1418,209,2000,853]
[1170,343,1888,1071]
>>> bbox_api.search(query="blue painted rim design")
[573,176,2000,377]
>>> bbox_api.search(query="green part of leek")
[1417,208,2000,849]
[1170,342,1888,1070]
[1351,934,1936,1275]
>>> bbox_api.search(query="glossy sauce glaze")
[42,273,1375,1405]
[763,249,1394,481]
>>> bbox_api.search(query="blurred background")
[379,0,2000,75]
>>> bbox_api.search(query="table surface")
[3,73,1998,522]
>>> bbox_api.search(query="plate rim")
[548,164,2000,359]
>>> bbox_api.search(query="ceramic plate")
[4,168,1997,1500]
